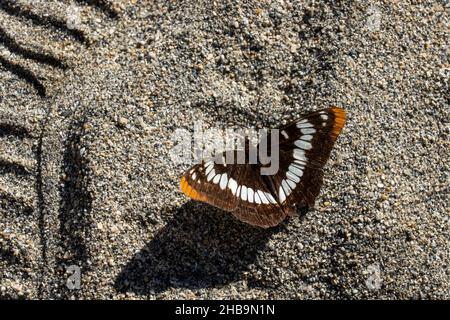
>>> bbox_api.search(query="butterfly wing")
[180,154,287,228]
[268,107,346,212]
[180,107,346,228]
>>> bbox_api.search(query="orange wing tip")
[330,107,346,136]
[180,176,207,202]
[180,176,189,194]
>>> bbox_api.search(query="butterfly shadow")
[114,201,287,295]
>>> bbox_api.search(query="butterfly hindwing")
[180,153,287,228]
[180,159,236,212]
[229,163,287,227]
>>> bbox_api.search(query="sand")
[0,0,448,299]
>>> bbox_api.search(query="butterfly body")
[180,107,346,228]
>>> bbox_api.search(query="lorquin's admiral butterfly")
[180,107,346,228]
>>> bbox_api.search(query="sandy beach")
[0,0,448,299]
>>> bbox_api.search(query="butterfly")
[180,107,346,228]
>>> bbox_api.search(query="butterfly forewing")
[278,107,346,167]
[270,107,346,212]
[180,107,346,228]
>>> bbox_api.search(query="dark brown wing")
[267,107,346,212]
[180,154,287,228]
[180,107,346,228]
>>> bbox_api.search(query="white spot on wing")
[287,169,300,183]
[247,188,254,203]
[258,191,269,204]
[281,130,289,139]
[286,178,296,190]
[207,169,215,182]
[228,178,238,195]
[289,165,303,178]
[279,186,286,203]
[219,174,228,190]
[281,180,291,197]
[266,192,277,204]
[321,114,328,120]
[241,185,248,201]
[297,121,314,128]
[205,161,213,166]
[301,134,313,141]
[301,128,316,134]
[293,160,306,168]
[294,148,307,160]
[236,185,241,198]
[192,172,197,180]
[295,139,312,150]
[205,163,214,175]
[254,191,261,204]
[213,174,221,184]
